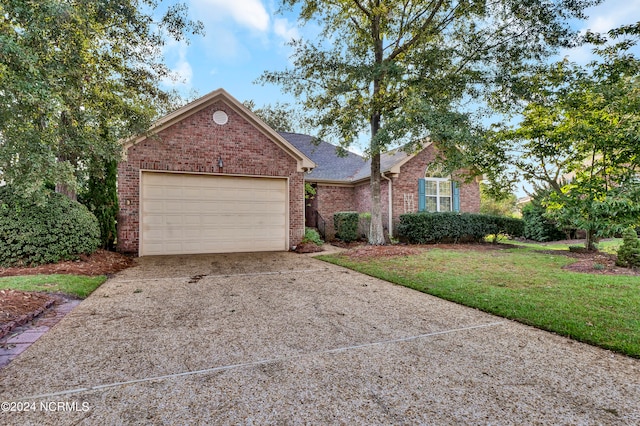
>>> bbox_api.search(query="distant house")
[117,89,480,256]
[280,132,480,239]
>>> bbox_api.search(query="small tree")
[616,228,640,268]
[80,159,119,250]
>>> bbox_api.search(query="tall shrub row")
[397,212,524,244]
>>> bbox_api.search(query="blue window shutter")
[452,181,460,212]
[418,178,426,211]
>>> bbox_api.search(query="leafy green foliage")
[0,0,203,199]
[484,24,640,250]
[262,0,596,244]
[616,228,640,268]
[521,194,566,242]
[546,177,640,250]
[302,227,324,246]
[479,184,518,217]
[333,212,359,243]
[0,187,100,267]
[243,100,303,132]
[398,212,523,244]
[79,160,118,250]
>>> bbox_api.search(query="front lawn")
[0,274,106,299]
[319,245,640,358]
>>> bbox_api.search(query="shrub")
[302,227,323,246]
[616,228,640,268]
[334,211,359,242]
[79,159,119,250]
[0,187,101,267]
[397,212,524,244]
[521,199,565,242]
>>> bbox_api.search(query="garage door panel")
[140,173,288,255]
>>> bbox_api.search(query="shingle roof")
[280,132,415,183]
[279,132,369,182]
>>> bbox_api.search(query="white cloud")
[579,0,640,34]
[273,17,299,42]
[561,0,640,64]
[161,40,193,88]
[191,0,270,32]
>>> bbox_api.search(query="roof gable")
[281,132,430,183]
[123,89,315,172]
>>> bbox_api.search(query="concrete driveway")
[1,252,639,425]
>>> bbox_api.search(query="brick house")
[117,89,314,256]
[117,89,480,255]
[280,133,481,240]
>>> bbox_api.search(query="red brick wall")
[391,145,480,228]
[315,184,355,239]
[117,100,305,254]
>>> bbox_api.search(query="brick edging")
[0,298,56,340]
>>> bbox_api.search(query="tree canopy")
[485,23,640,249]
[261,0,601,244]
[0,0,202,199]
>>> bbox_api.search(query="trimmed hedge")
[397,212,524,244]
[334,211,359,242]
[0,187,101,267]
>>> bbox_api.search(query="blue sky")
[162,0,640,109]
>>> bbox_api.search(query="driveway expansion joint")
[18,321,505,401]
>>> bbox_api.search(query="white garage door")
[140,172,288,256]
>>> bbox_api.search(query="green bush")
[397,212,524,244]
[0,187,101,267]
[334,211,359,242]
[302,227,323,246]
[616,228,640,268]
[79,159,119,250]
[521,201,565,242]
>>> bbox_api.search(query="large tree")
[0,0,202,200]
[261,0,599,244]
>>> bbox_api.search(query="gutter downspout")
[381,173,393,238]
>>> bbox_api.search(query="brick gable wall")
[117,100,305,254]
[392,145,480,227]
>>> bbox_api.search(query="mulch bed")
[0,250,135,277]
[294,242,325,253]
[0,250,137,338]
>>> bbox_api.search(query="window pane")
[440,197,452,212]
[439,181,452,196]
[425,181,437,196]
[426,197,437,212]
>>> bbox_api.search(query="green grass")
[501,238,622,254]
[318,246,640,358]
[0,274,106,298]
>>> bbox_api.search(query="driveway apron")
[0,252,638,425]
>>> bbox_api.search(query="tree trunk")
[55,183,77,201]
[369,150,385,245]
[585,228,597,251]
[368,10,385,246]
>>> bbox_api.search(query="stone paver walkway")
[0,299,80,368]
